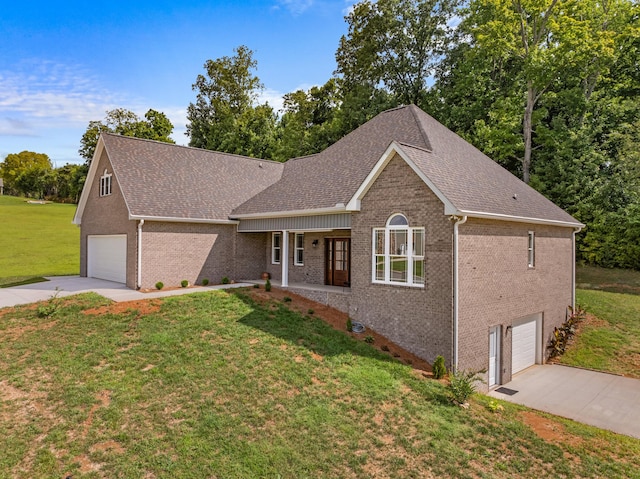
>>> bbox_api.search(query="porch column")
[281,230,289,287]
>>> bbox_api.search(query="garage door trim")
[512,313,542,375]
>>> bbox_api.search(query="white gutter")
[137,219,144,289]
[129,215,239,225]
[572,226,583,310]
[452,215,468,370]
[453,209,584,229]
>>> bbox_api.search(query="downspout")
[572,226,583,311]
[453,215,468,370]
[137,219,144,289]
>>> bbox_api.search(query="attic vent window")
[100,169,112,197]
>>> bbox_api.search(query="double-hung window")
[294,233,304,266]
[272,232,282,264]
[100,169,112,197]
[373,214,425,286]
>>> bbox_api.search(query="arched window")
[373,213,425,286]
[99,169,112,197]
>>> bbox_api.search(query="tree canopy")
[79,108,175,164]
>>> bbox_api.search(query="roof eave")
[455,210,584,228]
[231,205,347,220]
[130,215,239,225]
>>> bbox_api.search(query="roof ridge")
[287,153,321,162]
[101,132,283,165]
[408,105,433,152]
[396,141,433,154]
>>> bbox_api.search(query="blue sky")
[0,0,356,166]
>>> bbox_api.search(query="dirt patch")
[240,287,432,374]
[0,380,29,401]
[3,320,58,341]
[520,411,583,446]
[82,390,112,439]
[138,285,203,293]
[83,299,161,316]
[90,440,125,454]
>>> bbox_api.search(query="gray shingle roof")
[102,134,284,221]
[232,105,580,226]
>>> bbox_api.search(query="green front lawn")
[576,265,640,295]
[0,196,79,286]
[1,289,638,478]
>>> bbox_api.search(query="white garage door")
[512,314,540,374]
[88,235,127,283]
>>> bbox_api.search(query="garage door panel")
[88,235,127,283]
[512,317,538,374]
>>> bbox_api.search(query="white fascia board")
[128,215,239,225]
[230,206,347,220]
[345,141,457,215]
[72,137,106,225]
[457,210,585,228]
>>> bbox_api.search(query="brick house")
[73,105,583,389]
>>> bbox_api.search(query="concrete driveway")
[489,364,640,439]
[0,276,250,309]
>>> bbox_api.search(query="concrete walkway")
[489,364,640,439]
[0,276,251,308]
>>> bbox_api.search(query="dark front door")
[326,238,351,286]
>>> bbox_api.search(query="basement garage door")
[87,235,127,283]
[511,314,541,375]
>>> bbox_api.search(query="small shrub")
[364,335,374,344]
[447,368,485,405]
[202,278,210,286]
[432,355,446,379]
[181,280,189,288]
[221,276,230,284]
[307,308,314,315]
[155,281,164,290]
[548,305,586,358]
[381,344,389,352]
[253,283,260,289]
[346,318,353,332]
[283,296,292,302]
[36,288,62,318]
[265,279,271,292]
[487,400,504,413]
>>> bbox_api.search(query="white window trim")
[528,231,535,268]
[99,169,112,197]
[272,232,282,265]
[294,233,304,266]
[372,214,425,287]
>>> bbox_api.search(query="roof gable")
[74,134,284,224]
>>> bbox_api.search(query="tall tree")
[186,46,277,158]
[467,0,618,183]
[79,108,175,164]
[336,0,459,107]
[0,151,52,196]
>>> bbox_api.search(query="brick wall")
[235,232,267,280]
[457,219,574,387]
[140,222,236,288]
[350,153,454,365]
[79,150,137,288]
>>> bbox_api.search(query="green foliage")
[181,280,189,288]
[36,288,62,318]
[186,45,277,159]
[447,368,485,405]
[264,278,271,292]
[307,308,314,315]
[79,108,175,163]
[487,399,504,413]
[221,276,230,285]
[283,296,292,302]
[253,283,260,289]
[432,355,446,379]
[201,278,210,286]
[0,151,53,197]
[155,281,164,290]
[364,335,374,344]
[346,317,353,332]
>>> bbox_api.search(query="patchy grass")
[576,265,640,295]
[1,289,638,478]
[559,289,640,378]
[0,195,79,286]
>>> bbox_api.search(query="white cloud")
[274,0,315,15]
[258,88,286,114]
[0,60,123,135]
